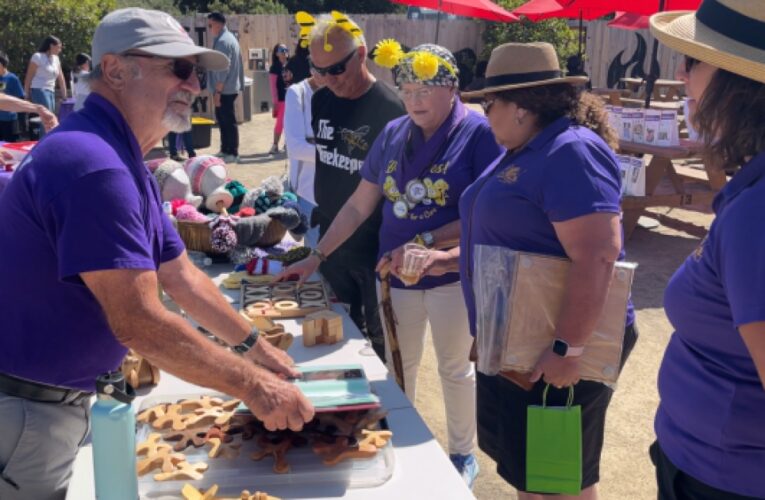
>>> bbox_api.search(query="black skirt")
[477,323,638,493]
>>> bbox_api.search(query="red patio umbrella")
[391,0,518,43]
[513,0,611,21]
[608,12,650,31]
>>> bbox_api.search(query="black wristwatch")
[420,231,435,248]
[232,327,260,355]
[552,338,584,358]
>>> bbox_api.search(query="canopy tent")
[391,0,518,43]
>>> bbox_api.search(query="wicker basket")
[176,218,288,254]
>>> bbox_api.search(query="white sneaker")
[268,144,279,155]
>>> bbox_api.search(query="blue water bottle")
[91,371,139,500]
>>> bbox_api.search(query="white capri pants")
[377,280,476,455]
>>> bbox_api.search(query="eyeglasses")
[398,87,435,102]
[124,53,205,84]
[684,56,699,73]
[309,49,357,76]
[480,97,497,114]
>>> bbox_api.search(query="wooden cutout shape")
[181,483,219,500]
[154,461,208,481]
[137,404,167,425]
[205,437,242,459]
[151,404,188,431]
[354,409,389,432]
[137,447,186,475]
[203,425,234,444]
[241,492,280,500]
[358,429,393,449]
[163,428,208,452]
[302,310,343,347]
[185,406,235,429]
[261,330,293,351]
[250,435,292,474]
[312,436,377,466]
[136,433,170,457]
[177,396,241,413]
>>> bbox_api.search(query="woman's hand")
[273,254,320,285]
[530,349,580,388]
[422,250,456,277]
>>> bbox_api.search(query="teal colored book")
[295,364,380,412]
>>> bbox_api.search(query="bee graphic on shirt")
[498,165,521,184]
[340,126,370,155]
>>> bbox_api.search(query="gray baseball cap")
[92,8,229,71]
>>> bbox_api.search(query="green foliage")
[483,0,578,66]
[116,0,182,16]
[278,0,404,13]
[206,0,287,14]
[0,0,115,78]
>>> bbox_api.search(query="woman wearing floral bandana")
[281,42,502,487]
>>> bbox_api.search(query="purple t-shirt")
[656,151,765,497]
[459,117,634,336]
[0,94,185,391]
[361,100,502,289]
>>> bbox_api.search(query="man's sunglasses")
[684,55,699,73]
[309,49,357,77]
[124,53,206,84]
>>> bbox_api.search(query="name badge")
[405,180,427,204]
[393,200,409,219]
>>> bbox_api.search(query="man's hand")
[273,254,320,285]
[246,336,300,379]
[213,92,221,108]
[530,349,580,388]
[38,107,58,132]
[243,372,314,431]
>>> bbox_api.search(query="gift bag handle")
[542,384,574,409]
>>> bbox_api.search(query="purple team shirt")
[656,151,765,497]
[361,99,502,289]
[459,117,635,336]
[0,94,185,391]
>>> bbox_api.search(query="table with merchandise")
[66,263,475,500]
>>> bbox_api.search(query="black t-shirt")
[269,62,287,102]
[311,80,406,264]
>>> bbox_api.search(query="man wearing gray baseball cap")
[0,9,313,499]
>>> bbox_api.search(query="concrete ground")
[178,110,711,500]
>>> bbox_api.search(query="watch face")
[552,339,568,357]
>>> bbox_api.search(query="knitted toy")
[145,158,202,208]
[240,175,297,213]
[175,204,208,222]
[183,155,233,212]
[225,180,248,214]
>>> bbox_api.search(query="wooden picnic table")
[619,139,727,238]
[620,77,685,101]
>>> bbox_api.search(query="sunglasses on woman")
[309,49,357,77]
[684,55,699,73]
[480,97,497,114]
[124,53,206,84]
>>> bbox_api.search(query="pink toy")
[183,155,233,212]
[145,158,202,208]
[175,204,208,222]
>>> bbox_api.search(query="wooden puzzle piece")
[154,461,208,481]
[222,414,262,440]
[312,436,377,466]
[177,396,241,413]
[354,408,389,432]
[302,310,343,347]
[203,425,234,444]
[185,406,235,429]
[205,437,242,459]
[241,492,281,500]
[137,447,186,475]
[358,429,393,449]
[181,483,220,500]
[261,330,293,351]
[136,433,171,457]
[163,428,208,452]
[151,404,188,431]
[250,435,292,474]
[137,404,168,425]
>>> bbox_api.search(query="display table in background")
[66,264,475,500]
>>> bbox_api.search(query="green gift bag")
[526,385,582,495]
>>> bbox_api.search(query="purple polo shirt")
[361,100,502,289]
[656,151,765,497]
[459,117,634,336]
[0,94,185,392]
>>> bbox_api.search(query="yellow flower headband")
[374,39,458,83]
[296,11,364,51]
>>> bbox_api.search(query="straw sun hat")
[650,0,765,84]
[461,42,587,99]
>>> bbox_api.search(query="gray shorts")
[0,391,90,500]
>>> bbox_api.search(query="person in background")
[284,68,324,246]
[285,43,311,86]
[460,42,637,499]
[207,12,244,164]
[24,35,67,138]
[649,2,765,498]
[277,12,406,359]
[71,53,91,112]
[0,92,58,136]
[166,125,196,162]
[465,60,487,92]
[0,9,312,499]
[269,43,289,155]
[0,51,26,142]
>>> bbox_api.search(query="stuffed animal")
[183,155,233,212]
[145,158,202,208]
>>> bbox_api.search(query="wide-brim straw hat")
[462,42,587,99]
[650,0,765,84]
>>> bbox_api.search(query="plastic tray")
[136,393,394,498]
